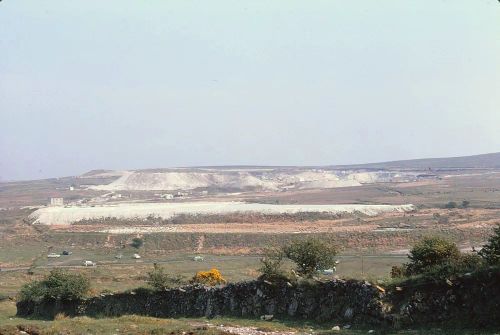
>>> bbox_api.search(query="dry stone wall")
[16,269,500,328]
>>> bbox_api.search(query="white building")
[50,198,64,206]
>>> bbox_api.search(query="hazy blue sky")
[1,1,499,181]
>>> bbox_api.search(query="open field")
[0,251,407,296]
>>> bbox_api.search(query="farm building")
[49,197,64,206]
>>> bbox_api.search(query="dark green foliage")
[131,237,144,249]
[282,238,337,277]
[390,264,408,278]
[479,224,500,265]
[444,201,457,209]
[147,264,184,290]
[258,247,287,281]
[421,253,485,280]
[393,237,485,280]
[19,269,90,302]
[406,236,460,274]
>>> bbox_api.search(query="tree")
[479,224,500,265]
[283,238,337,277]
[407,236,460,274]
[131,237,143,249]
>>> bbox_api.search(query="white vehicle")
[193,255,204,262]
[83,260,96,267]
[47,253,61,258]
[132,253,141,259]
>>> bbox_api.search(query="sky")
[1,1,500,181]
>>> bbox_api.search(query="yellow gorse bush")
[191,268,226,286]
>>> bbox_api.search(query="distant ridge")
[333,152,500,170]
[83,152,500,176]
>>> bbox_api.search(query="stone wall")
[388,269,500,327]
[16,269,500,328]
[16,279,386,324]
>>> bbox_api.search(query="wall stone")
[16,269,500,328]
[17,279,385,323]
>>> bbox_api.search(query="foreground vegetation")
[1,297,499,335]
[2,218,498,334]
[10,227,499,335]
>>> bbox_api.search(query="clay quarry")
[86,168,420,191]
[2,152,500,254]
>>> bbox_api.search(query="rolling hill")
[333,152,500,170]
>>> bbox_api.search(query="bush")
[19,269,90,302]
[258,247,286,281]
[421,253,484,280]
[479,224,500,265]
[461,200,470,208]
[147,264,184,290]
[283,238,337,277]
[444,201,457,209]
[131,237,144,249]
[406,236,460,274]
[392,237,485,279]
[191,268,226,286]
[390,264,408,278]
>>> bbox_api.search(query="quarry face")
[86,168,421,192]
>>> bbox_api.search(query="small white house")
[193,255,204,262]
[49,198,64,206]
[132,253,141,259]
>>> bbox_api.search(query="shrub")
[393,237,485,279]
[444,201,457,209]
[191,268,226,286]
[19,269,90,302]
[283,238,337,277]
[131,237,144,249]
[479,224,500,265]
[258,247,286,281]
[461,200,470,208]
[390,264,408,278]
[147,264,184,290]
[419,253,485,280]
[406,236,460,274]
